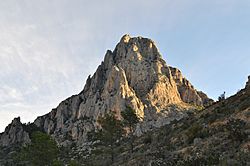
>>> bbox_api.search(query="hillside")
[77,76,250,165]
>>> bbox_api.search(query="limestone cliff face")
[0,117,30,147]
[170,67,213,106]
[1,35,213,147]
[33,35,185,145]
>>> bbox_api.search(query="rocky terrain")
[75,76,250,166]
[1,35,248,165]
[0,117,30,147]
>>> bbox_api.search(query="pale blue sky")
[0,0,250,132]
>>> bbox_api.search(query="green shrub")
[16,131,60,166]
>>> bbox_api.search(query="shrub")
[226,118,247,142]
[186,123,202,144]
[121,106,140,153]
[185,122,210,144]
[69,160,80,166]
[16,131,59,166]
[143,135,152,144]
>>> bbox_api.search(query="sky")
[0,0,250,132]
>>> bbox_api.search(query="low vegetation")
[15,131,59,166]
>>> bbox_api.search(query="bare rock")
[170,67,213,106]
[0,117,30,147]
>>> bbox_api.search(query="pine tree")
[121,106,140,153]
[96,113,125,163]
[16,131,60,166]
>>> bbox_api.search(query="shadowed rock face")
[170,67,213,106]
[0,117,30,147]
[1,35,213,146]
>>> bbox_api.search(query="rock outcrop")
[246,76,250,89]
[170,67,213,106]
[0,117,30,147]
[1,35,213,147]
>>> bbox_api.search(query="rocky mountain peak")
[11,117,21,125]
[1,35,213,147]
[0,117,30,147]
[3,117,22,134]
[103,35,176,100]
[114,35,161,64]
[120,34,131,43]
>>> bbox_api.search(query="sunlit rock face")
[2,35,212,146]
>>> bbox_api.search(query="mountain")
[34,35,212,144]
[0,35,216,164]
[1,35,211,145]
